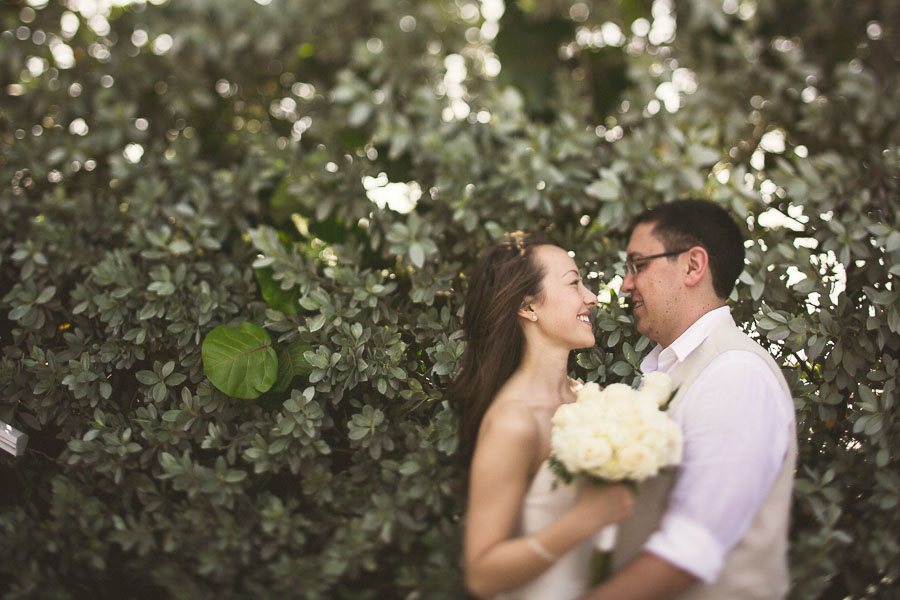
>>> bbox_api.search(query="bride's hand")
[572,483,634,531]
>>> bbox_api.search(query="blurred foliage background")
[1,0,898,598]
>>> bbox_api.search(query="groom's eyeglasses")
[624,248,691,276]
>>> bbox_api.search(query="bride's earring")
[531,314,537,321]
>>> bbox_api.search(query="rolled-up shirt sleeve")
[643,351,793,583]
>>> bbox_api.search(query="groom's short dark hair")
[634,199,745,299]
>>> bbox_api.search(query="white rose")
[601,456,628,480]
[598,383,634,404]
[552,402,579,428]
[602,421,631,449]
[577,381,604,403]
[637,428,669,456]
[633,394,661,413]
[664,424,684,464]
[640,371,673,407]
[575,432,614,472]
[551,431,579,472]
[618,443,658,479]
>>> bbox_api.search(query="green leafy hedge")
[2,0,898,598]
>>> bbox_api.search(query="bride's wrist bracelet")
[526,536,556,563]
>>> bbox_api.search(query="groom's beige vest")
[613,318,797,599]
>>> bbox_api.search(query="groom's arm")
[578,552,697,600]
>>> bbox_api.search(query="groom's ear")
[683,246,709,288]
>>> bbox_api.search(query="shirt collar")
[641,306,733,374]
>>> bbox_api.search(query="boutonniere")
[660,386,679,411]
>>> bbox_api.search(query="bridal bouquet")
[549,372,682,560]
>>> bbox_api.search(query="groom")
[582,200,796,599]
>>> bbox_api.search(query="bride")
[452,233,633,599]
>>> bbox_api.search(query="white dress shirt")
[639,306,793,583]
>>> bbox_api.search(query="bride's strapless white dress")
[496,460,594,600]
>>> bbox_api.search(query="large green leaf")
[202,323,278,399]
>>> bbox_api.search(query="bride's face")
[526,245,598,350]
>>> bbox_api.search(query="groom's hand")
[577,551,697,600]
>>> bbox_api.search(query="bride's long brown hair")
[451,232,560,465]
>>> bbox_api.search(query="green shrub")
[2,0,898,598]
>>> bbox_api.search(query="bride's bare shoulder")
[472,401,540,473]
[478,394,540,445]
